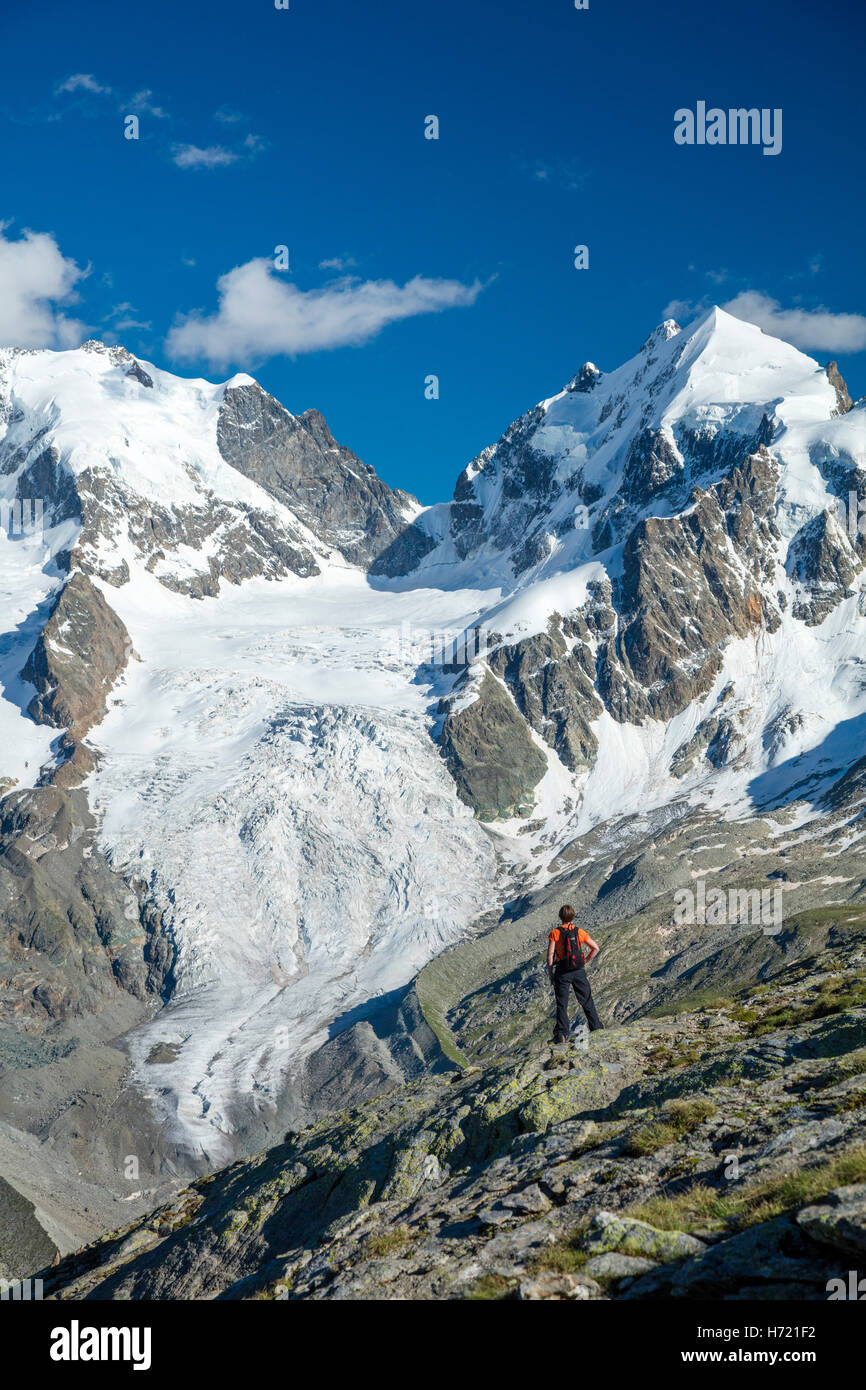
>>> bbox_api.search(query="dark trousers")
[553,965,602,1038]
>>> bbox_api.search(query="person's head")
[558,905,575,924]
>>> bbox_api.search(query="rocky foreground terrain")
[32,901,866,1300]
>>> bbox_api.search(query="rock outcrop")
[438,670,548,820]
[21,572,131,739]
[217,383,430,573]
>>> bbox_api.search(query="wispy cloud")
[56,73,112,96]
[166,258,485,367]
[663,289,866,355]
[723,291,866,354]
[319,256,358,273]
[130,89,169,119]
[52,73,266,172]
[172,133,266,169]
[660,297,695,323]
[104,302,151,333]
[0,223,87,348]
[112,317,152,332]
[172,143,240,169]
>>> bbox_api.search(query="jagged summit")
[638,315,682,351]
[396,303,843,592]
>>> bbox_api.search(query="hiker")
[547,905,603,1043]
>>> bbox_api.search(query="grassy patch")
[646,1045,705,1074]
[746,977,866,1036]
[628,1143,866,1235]
[647,992,735,1020]
[530,1232,591,1276]
[622,1099,717,1157]
[826,1088,866,1115]
[466,1273,518,1300]
[363,1224,412,1259]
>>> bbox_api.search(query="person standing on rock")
[547,905,603,1043]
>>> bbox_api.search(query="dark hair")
[558,904,575,923]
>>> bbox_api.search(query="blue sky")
[1,0,864,503]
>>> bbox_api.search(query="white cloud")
[172,143,240,169]
[722,291,866,353]
[130,89,169,119]
[0,225,87,348]
[319,256,357,272]
[56,73,112,96]
[661,297,696,323]
[105,302,150,332]
[172,135,264,169]
[214,106,244,124]
[166,258,484,366]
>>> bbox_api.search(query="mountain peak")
[639,318,682,353]
[566,362,603,394]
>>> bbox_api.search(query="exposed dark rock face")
[566,362,602,393]
[125,361,153,389]
[67,466,322,596]
[438,670,548,820]
[368,520,437,578]
[598,450,781,724]
[488,618,601,772]
[216,384,425,572]
[593,416,777,553]
[826,361,854,416]
[670,686,739,778]
[0,782,180,1273]
[0,1175,58,1279]
[450,406,560,574]
[621,426,684,504]
[0,786,173,1024]
[435,443,784,804]
[21,572,131,739]
[787,509,861,625]
[12,442,79,527]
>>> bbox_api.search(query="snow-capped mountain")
[426,308,866,839]
[1,306,865,1193]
